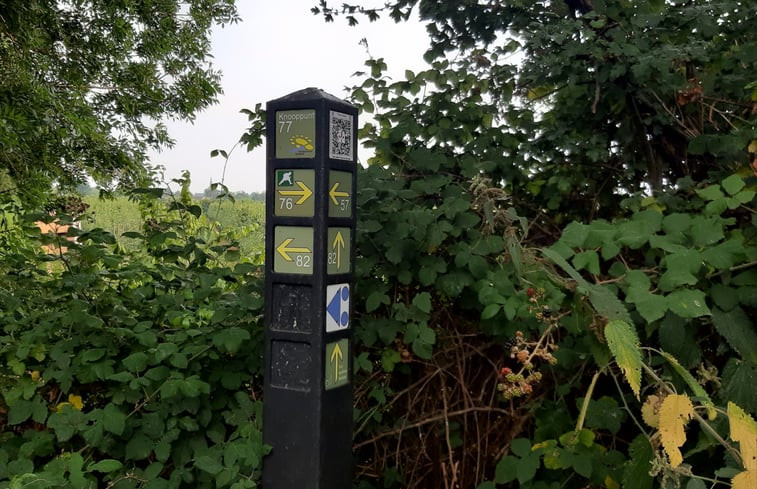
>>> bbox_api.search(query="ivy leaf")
[659,393,694,467]
[604,320,642,399]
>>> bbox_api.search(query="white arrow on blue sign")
[326,284,350,332]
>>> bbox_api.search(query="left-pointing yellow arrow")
[330,343,343,383]
[278,181,313,205]
[329,182,349,206]
[276,238,311,262]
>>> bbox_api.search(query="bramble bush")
[0,181,267,489]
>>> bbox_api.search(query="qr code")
[329,111,353,161]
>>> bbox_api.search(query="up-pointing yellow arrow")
[330,343,343,383]
[276,238,311,262]
[278,181,313,205]
[329,182,349,206]
[332,231,345,270]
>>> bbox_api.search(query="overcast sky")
[148,1,428,194]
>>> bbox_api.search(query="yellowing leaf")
[728,402,757,471]
[641,395,661,428]
[748,140,757,153]
[68,394,84,411]
[660,350,717,420]
[733,470,757,489]
[604,475,620,489]
[604,320,642,399]
[659,393,694,467]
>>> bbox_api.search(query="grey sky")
[148,1,428,194]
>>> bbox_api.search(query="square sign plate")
[326,284,350,332]
[276,109,316,159]
[325,339,349,390]
[275,169,314,217]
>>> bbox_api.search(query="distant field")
[82,195,266,258]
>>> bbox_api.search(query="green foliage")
[82,192,265,259]
[0,189,267,489]
[306,1,757,487]
[0,0,240,205]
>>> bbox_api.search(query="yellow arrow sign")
[330,343,344,383]
[276,238,311,262]
[332,231,345,270]
[278,181,313,205]
[329,182,349,206]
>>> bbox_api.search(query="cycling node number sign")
[276,110,316,159]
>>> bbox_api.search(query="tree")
[315,0,756,227]
[305,2,757,488]
[0,0,239,205]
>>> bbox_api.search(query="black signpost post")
[263,88,357,489]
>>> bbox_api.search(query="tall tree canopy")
[315,0,756,228]
[0,0,239,204]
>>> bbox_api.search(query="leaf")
[659,393,694,467]
[494,455,518,483]
[511,438,531,458]
[666,290,711,318]
[623,435,654,489]
[481,303,501,319]
[125,433,153,460]
[722,360,757,414]
[195,455,224,475]
[659,350,717,420]
[733,471,757,489]
[604,320,642,399]
[573,250,600,275]
[412,292,432,314]
[516,453,540,484]
[722,175,746,196]
[712,308,757,362]
[728,402,757,471]
[88,459,124,473]
[641,395,661,428]
[212,327,250,354]
[103,404,126,435]
[122,351,149,372]
[626,288,667,323]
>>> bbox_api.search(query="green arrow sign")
[274,226,313,275]
[327,228,351,275]
[328,171,352,218]
[325,339,349,390]
[275,169,315,217]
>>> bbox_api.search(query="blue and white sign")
[326,283,350,332]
